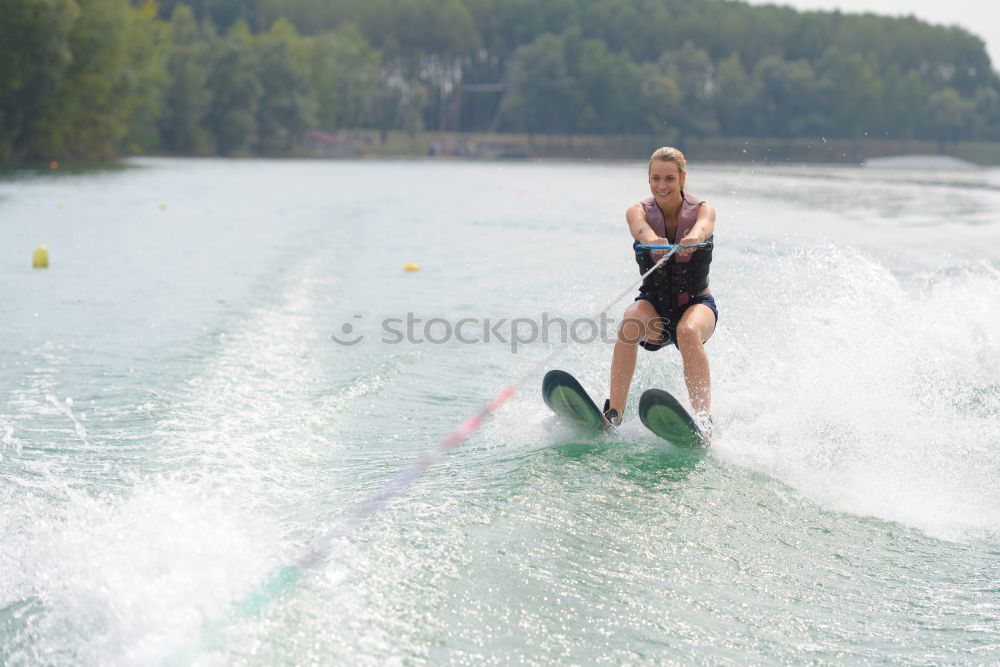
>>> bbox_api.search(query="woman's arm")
[678,203,716,256]
[626,204,662,244]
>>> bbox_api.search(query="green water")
[1,158,998,664]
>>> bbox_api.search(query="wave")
[710,241,1000,541]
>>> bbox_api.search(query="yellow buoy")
[33,245,49,269]
[159,203,167,210]
[403,263,421,272]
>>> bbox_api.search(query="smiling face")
[648,159,686,211]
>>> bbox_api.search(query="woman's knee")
[618,302,657,344]
[676,305,716,348]
[675,321,703,348]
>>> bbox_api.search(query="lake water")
[1,158,999,664]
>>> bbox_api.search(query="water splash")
[713,242,1000,541]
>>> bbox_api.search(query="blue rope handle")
[635,241,713,254]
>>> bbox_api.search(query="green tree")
[656,43,719,139]
[306,25,380,130]
[751,56,830,137]
[121,3,169,154]
[254,18,313,153]
[402,83,429,138]
[570,34,642,134]
[498,32,584,133]
[158,0,253,32]
[29,0,163,160]
[883,68,927,139]
[975,86,1000,141]
[714,53,756,137]
[205,19,261,155]
[367,79,428,142]
[0,0,78,160]
[368,84,404,142]
[925,88,979,141]
[816,47,884,139]
[636,63,681,139]
[159,4,212,153]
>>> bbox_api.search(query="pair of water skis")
[542,369,706,448]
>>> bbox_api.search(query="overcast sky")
[742,0,1000,72]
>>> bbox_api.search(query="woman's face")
[648,160,685,209]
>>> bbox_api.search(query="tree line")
[2,0,999,161]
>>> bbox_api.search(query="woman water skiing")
[603,147,717,434]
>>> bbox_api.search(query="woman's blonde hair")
[648,146,687,174]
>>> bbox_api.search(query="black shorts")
[634,293,718,351]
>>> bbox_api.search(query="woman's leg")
[674,304,717,415]
[609,300,662,414]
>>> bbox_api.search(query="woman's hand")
[647,236,673,258]
[677,233,704,257]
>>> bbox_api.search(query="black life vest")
[634,193,713,308]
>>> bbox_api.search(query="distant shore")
[7,131,999,169]
[328,130,1000,166]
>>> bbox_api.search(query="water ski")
[542,370,607,433]
[638,389,705,448]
